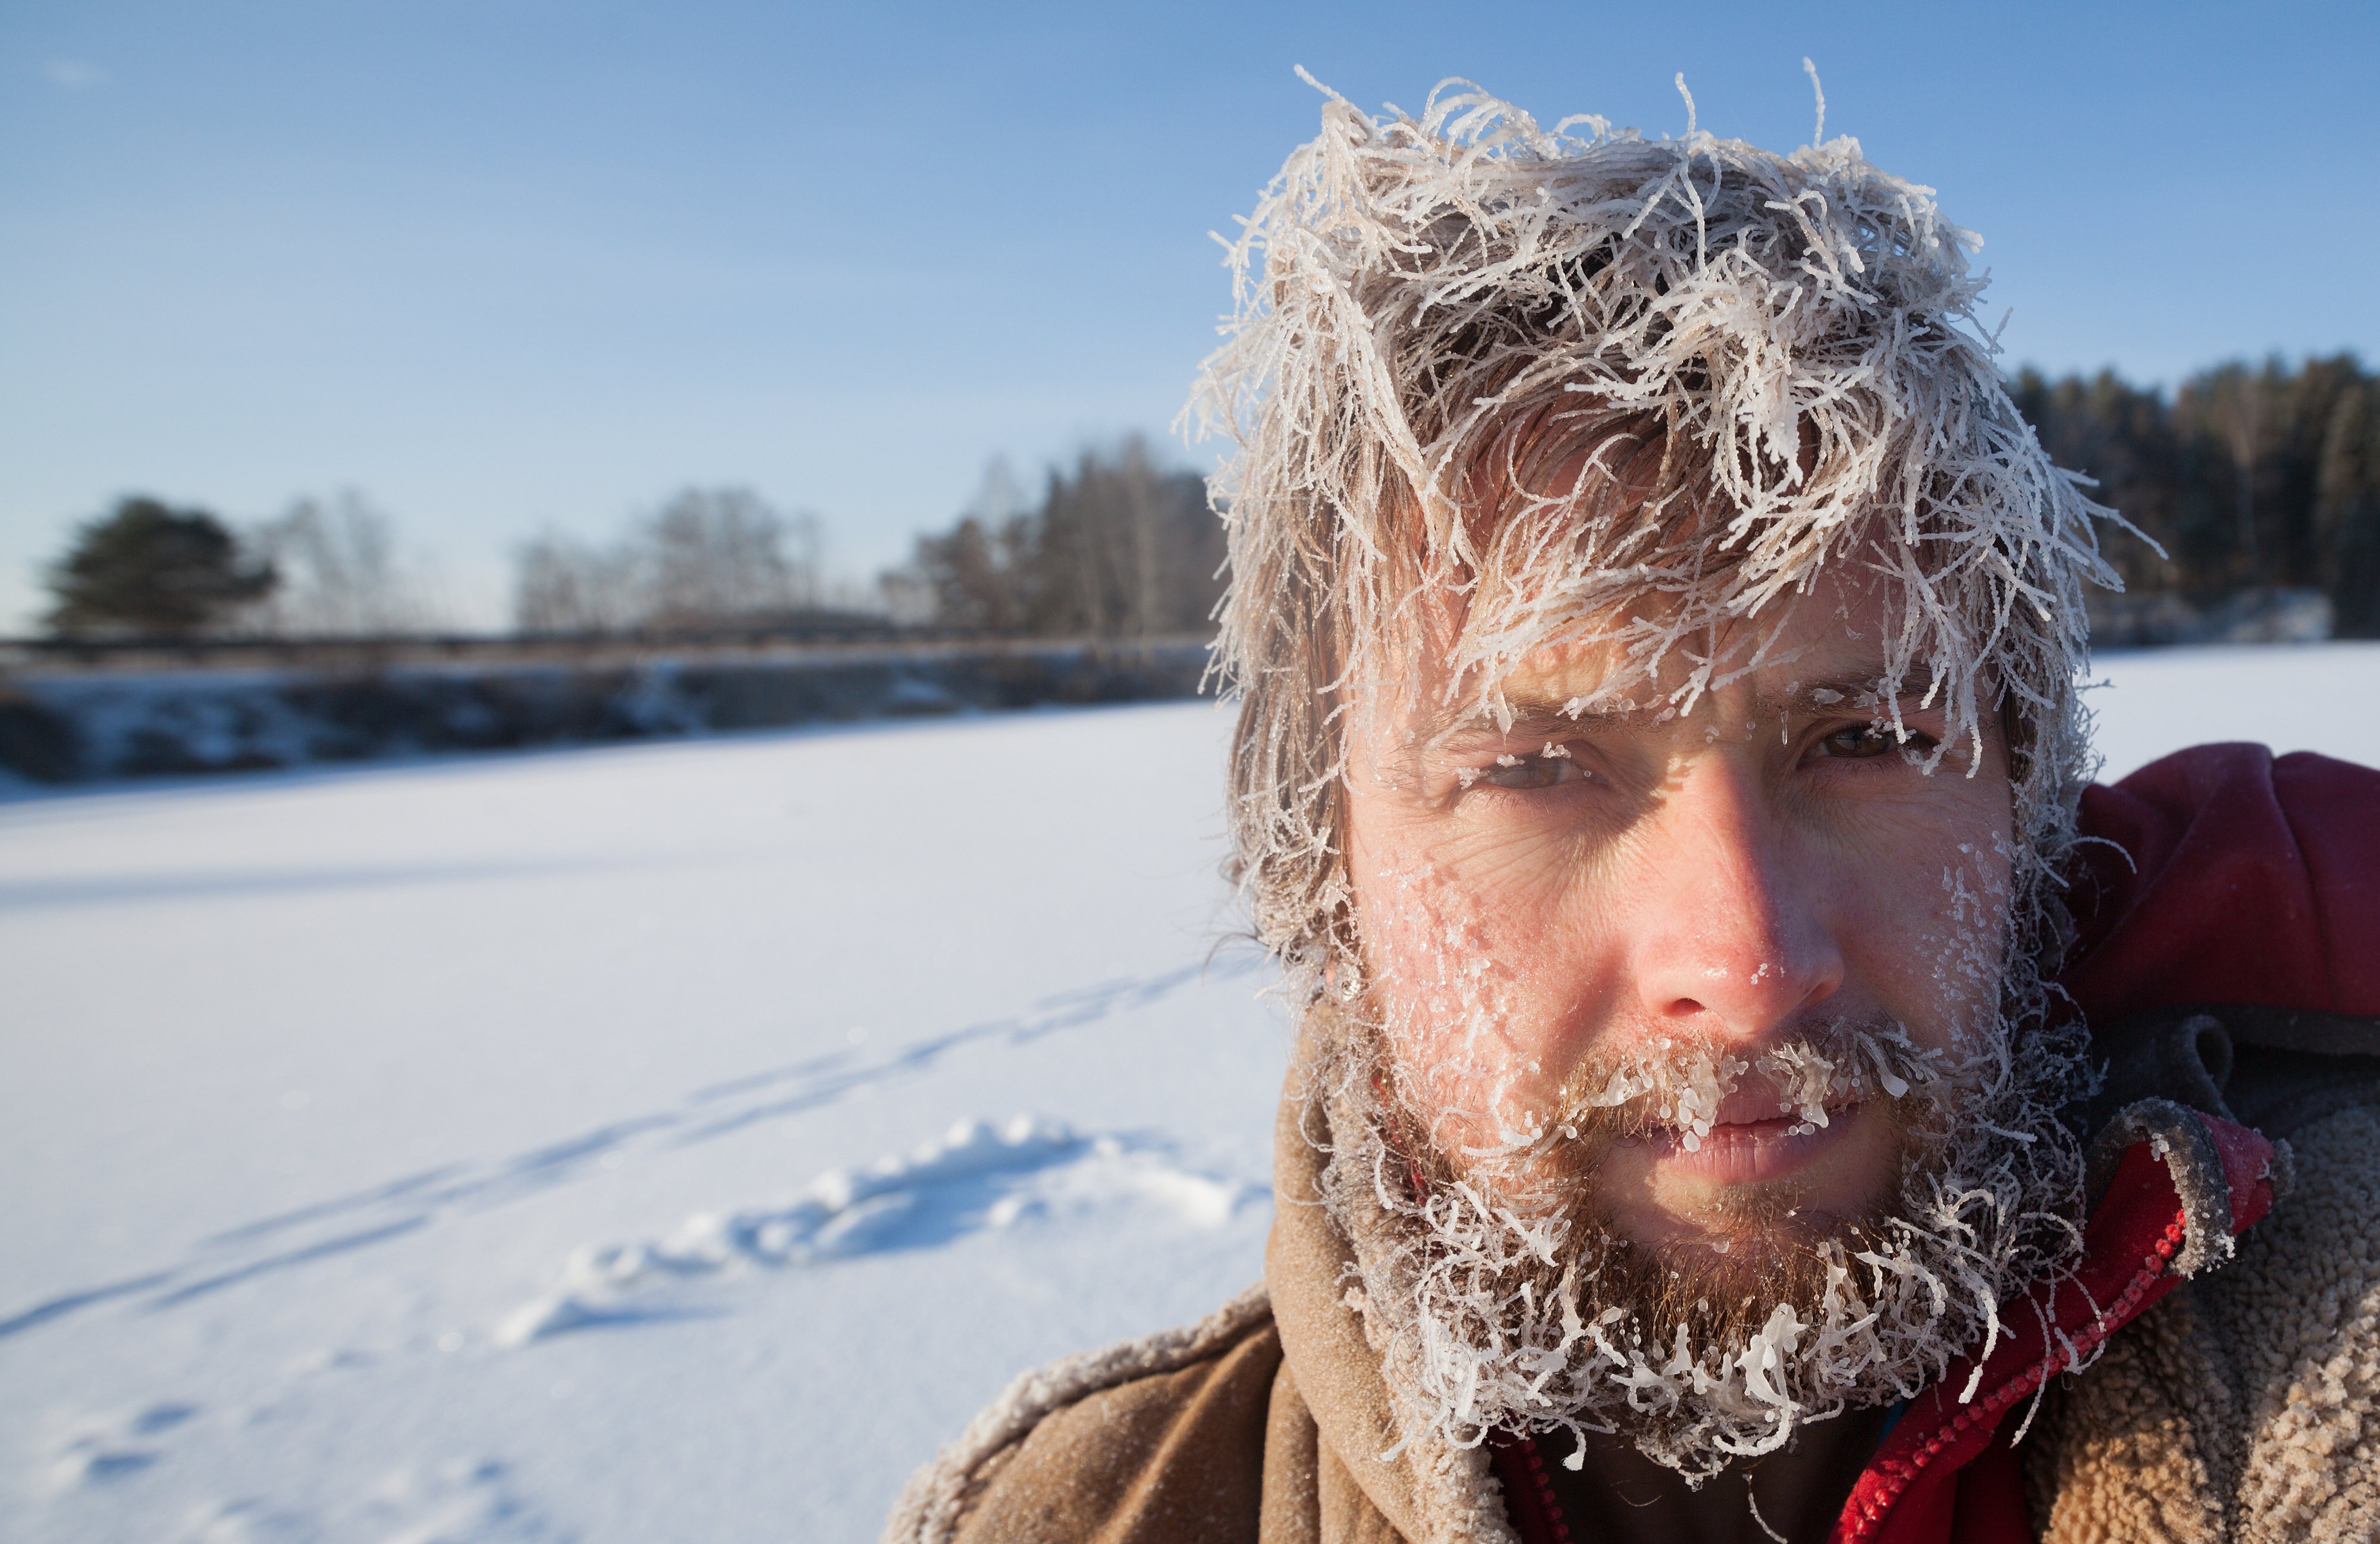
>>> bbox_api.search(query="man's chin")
[1580,1208,1855,1345]
[1607,1179,1899,1261]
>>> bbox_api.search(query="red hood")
[2062,743,2380,1021]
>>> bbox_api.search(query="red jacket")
[1491,743,2380,1544]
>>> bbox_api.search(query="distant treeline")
[514,487,830,634]
[2012,353,2379,635]
[881,437,1224,639]
[38,492,448,641]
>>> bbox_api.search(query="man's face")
[1340,571,2017,1278]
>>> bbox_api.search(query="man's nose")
[1625,756,1844,1040]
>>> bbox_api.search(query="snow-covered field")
[4,642,2375,1543]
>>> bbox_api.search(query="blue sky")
[4,1,2375,630]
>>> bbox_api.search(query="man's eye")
[1474,754,1585,790]
[1817,724,1935,760]
[1817,725,1896,759]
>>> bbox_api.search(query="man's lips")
[1701,1087,1847,1128]
[1631,1103,1863,1185]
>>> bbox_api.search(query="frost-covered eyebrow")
[1758,677,1907,716]
[1426,674,1918,743]
[1427,695,1660,742]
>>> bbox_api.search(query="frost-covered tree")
[903,459,1032,632]
[510,486,827,635]
[513,531,643,634]
[644,487,820,628]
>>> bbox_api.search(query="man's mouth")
[1632,1101,1863,1185]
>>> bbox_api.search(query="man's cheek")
[1357,827,1613,1104]
[1365,916,1524,1104]
[1361,840,1521,986]
[1374,882,1559,1016]
[1845,845,2012,1041]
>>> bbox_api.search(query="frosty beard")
[1307,988,2090,1482]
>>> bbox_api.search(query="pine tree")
[45,497,278,637]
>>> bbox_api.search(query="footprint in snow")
[47,1400,200,1489]
[497,1115,1261,1346]
[171,1458,558,1544]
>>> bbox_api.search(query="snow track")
[496,1116,1258,1348]
[3,651,2373,1543]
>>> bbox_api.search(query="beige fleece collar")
[1266,1032,1519,1544]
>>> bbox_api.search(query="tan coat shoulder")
[2032,1101,2380,1542]
[2216,1101,2380,1540]
[886,1286,1280,1544]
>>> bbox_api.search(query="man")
[886,80,2380,1543]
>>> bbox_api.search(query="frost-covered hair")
[1186,78,2125,997]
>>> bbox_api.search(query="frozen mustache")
[1468,1016,1949,1159]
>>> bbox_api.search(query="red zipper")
[1835,1213,2187,1540]
[1509,1435,1574,1544]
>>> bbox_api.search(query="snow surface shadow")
[167,1455,565,1543]
[665,959,1263,1148]
[143,1218,432,1309]
[0,855,660,912]
[0,950,1271,1342]
[0,1273,174,1339]
[34,1396,567,1543]
[43,1401,203,1492]
[201,1165,467,1248]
